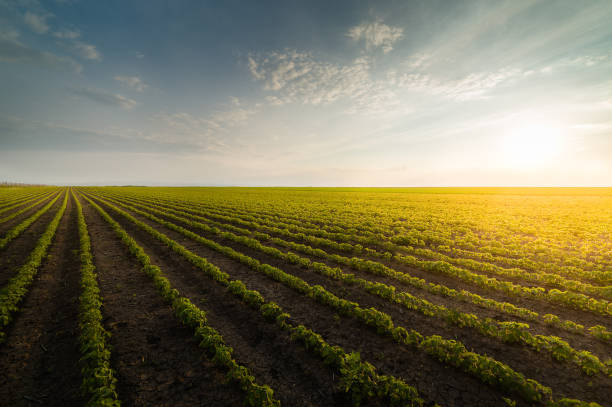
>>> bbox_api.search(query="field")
[0,186,610,407]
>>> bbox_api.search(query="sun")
[501,121,565,168]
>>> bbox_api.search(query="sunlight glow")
[501,120,566,168]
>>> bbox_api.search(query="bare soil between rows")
[0,191,84,406]
[81,196,245,407]
[85,194,371,407]
[0,193,61,288]
[125,199,611,406]
[90,194,555,407]
[109,196,612,358]
[125,198,612,328]
[0,193,55,236]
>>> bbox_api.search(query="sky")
[1,0,611,186]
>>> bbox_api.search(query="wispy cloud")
[24,11,50,34]
[74,41,101,60]
[53,28,80,39]
[67,86,137,109]
[347,19,403,53]
[0,29,82,72]
[150,100,261,154]
[248,50,400,115]
[247,45,533,119]
[156,103,257,136]
[209,105,257,130]
[391,68,522,101]
[114,75,148,91]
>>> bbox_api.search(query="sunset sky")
[1,0,611,186]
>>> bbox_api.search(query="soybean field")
[0,186,611,407]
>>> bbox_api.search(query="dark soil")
[0,193,57,236]
[0,191,84,406]
[0,193,61,288]
[80,196,247,407]
[88,194,551,407]
[192,202,611,329]
[130,199,612,407]
[0,193,46,211]
[112,196,612,358]
[84,194,368,407]
[253,238,612,359]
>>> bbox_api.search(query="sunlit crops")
[1,186,610,406]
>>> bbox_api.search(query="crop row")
[0,191,62,250]
[98,193,612,377]
[0,188,50,207]
[184,199,610,298]
[97,191,610,313]
[167,196,610,286]
[85,192,599,406]
[73,190,121,406]
[0,190,54,217]
[98,191,610,342]
[200,204,609,316]
[81,191,425,406]
[0,191,56,224]
[80,193,282,407]
[0,189,68,343]
[111,188,609,279]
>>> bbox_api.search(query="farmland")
[0,186,610,407]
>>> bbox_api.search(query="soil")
[0,194,61,288]
[84,195,367,407]
[88,194,554,407]
[111,196,612,358]
[80,197,245,406]
[0,193,57,236]
[0,192,84,406]
[118,198,611,406]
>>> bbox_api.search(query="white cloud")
[150,102,260,155]
[248,48,526,117]
[67,86,137,109]
[156,103,257,135]
[53,29,80,39]
[392,68,522,101]
[0,27,20,41]
[248,56,264,80]
[24,11,50,34]
[135,51,145,59]
[114,75,148,92]
[74,41,101,60]
[249,51,367,104]
[209,106,257,129]
[248,50,406,116]
[265,95,284,106]
[347,19,403,53]
[0,30,82,72]
[404,53,432,69]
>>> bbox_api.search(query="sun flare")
[501,121,565,168]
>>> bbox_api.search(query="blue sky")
[1,0,611,186]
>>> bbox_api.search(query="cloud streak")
[74,41,102,60]
[247,50,401,115]
[24,11,50,34]
[0,30,82,72]
[247,47,522,115]
[391,68,522,101]
[115,75,148,91]
[67,86,137,109]
[347,19,403,53]
[53,29,80,39]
